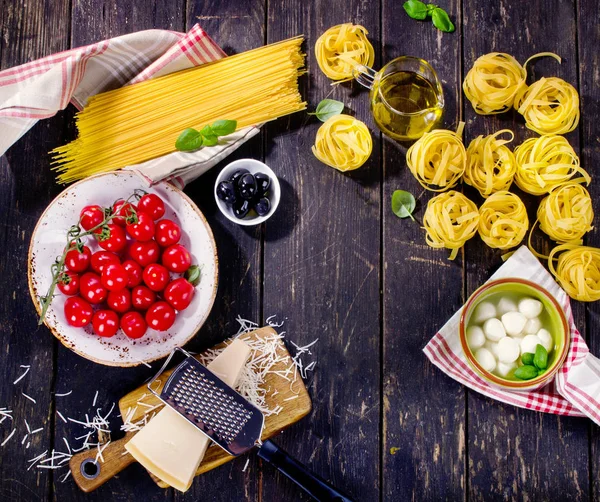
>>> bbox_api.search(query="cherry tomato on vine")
[64,296,93,327]
[101,263,129,291]
[65,245,92,273]
[90,251,120,274]
[143,263,170,292]
[92,310,119,338]
[79,205,104,231]
[97,223,127,253]
[112,200,136,227]
[146,301,176,331]
[107,288,132,314]
[164,278,195,311]
[126,212,155,242]
[57,271,80,296]
[131,285,156,310]
[122,259,143,288]
[137,194,165,221]
[154,219,181,247]
[129,240,160,267]
[121,311,147,339]
[162,244,192,273]
[80,272,108,304]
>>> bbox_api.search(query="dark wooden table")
[1,0,599,500]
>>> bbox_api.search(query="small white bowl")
[214,159,280,226]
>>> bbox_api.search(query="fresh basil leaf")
[431,7,455,32]
[514,365,538,380]
[175,128,203,151]
[403,0,429,20]
[391,190,416,221]
[521,352,534,365]
[200,125,219,146]
[210,119,237,136]
[309,99,344,122]
[185,265,202,286]
[425,3,438,14]
[533,344,548,370]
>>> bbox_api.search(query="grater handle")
[257,440,354,502]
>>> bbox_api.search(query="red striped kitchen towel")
[424,245,600,425]
[0,24,259,188]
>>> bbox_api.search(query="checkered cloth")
[424,245,600,425]
[0,24,259,188]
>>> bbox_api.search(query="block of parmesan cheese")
[125,339,251,492]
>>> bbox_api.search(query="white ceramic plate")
[28,172,218,367]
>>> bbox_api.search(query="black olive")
[216,180,236,204]
[233,199,251,219]
[254,172,271,195]
[229,169,249,186]
[255,197,271,217]
[238,173,257,200]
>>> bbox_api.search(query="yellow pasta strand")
[51,38,307,183]
[514,135,590,195]
[311,114,372,171]
[478,191,528,250]
[315,24,374,81]
[515,76,580,135]
[406,123,466,192]
[538,184,594,244]
[423,190,480,260]
[464,130,516,198]
[548,244,600,302]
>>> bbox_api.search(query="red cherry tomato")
[131,285,156,310]
[65,245,91,273]
[164,278,195,311]
[97,224,127,253]
[64,296,93,327]
[92,310,119,338]
[145,301,176,331]
[112,200,137,227]
[57,271,80,296]
[90,251,120,274]
[79,272,108,304]
[162,244,192,273]
[129,240,160,267]
[122,259,143,288]
[143,263,170,292]
[154,219,181,247]
[137,194,165,221]
[107,288,132,314]
[126,212,155,242]
[101,263,129,291]
[121,311,147,339]
[79,205,104,231]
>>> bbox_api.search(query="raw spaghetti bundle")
[51,37,307,183]
[537,184,594,244]
[423,190,480,260]
[315,24,374,81]
[312,114,372,171]
[406,123,466,192]
[478,191,528,250]
[514,135,590,195]
[464,130,516,198]
[548,245,600,302]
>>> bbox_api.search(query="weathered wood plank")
[462,0,589,500]
[381,1,466,500]
[262,1,381,501]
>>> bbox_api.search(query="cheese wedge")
[125,339,251,492]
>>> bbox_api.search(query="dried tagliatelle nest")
[548,245,600,302]
[478,191,528,250]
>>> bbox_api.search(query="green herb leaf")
[521,352,535,365]
[308,99,345,122]
[391,190,416,221]
[185,265,202,287]
[200,125,218,146]
[403,0,429,20]
[533,344,548,370]
[431,7,455,32]
[175,128,204,151]
[425,3,438,14]
[210,119,237,136]
[514,365,538,380]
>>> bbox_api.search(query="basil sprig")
[175,119,237,152]
[515,344,549,380]
[403,0,455,33]
[308,99,344,122]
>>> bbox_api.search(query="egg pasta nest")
[478,191,528,250]
[548,245,600,302]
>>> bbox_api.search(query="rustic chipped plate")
[28,172,218,367]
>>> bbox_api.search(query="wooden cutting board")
[70,327,312,492]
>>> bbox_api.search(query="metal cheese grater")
[147,347,264,456]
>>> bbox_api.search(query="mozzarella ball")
[523,317,542,335]
[475,347,496,372]
[520,334,543,355]
[518,297,543,319]
[496,362,517,378]
[497,337,520,363]
[501,311,527,336]
[466,325,485,350]
[511,336,524,347]
[485,340,501,358]
[537,328,554,353]
[496,297,518,316]
[473,301,497,323]
[483,318,506,341]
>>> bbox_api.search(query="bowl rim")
[459,277,570,389]
[214,158,280,226]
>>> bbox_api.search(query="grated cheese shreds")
[242,458,250,472]
[1,428,16,447]
[22,392,36,404]
[13,366,30,385]
[55,390,72,397]
[0,408,13,423]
